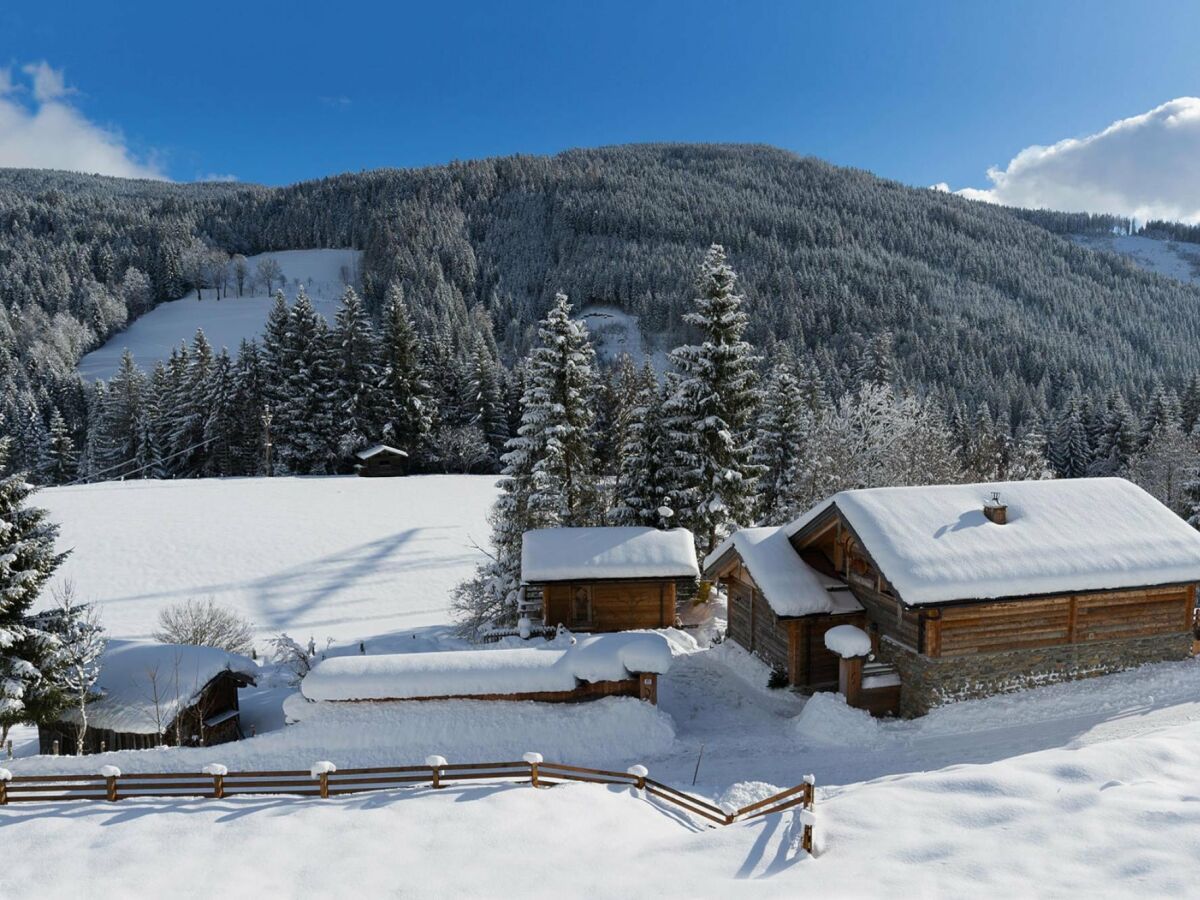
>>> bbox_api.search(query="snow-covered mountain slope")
[1070,233,1200,285]
[34,474,497,642]
[77,249,362,381]
[577,304,669,371]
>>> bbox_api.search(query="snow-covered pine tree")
[0,435,67,745]
[1181,373,1200,436]
[1050,394,1091,478]
[41,408,78,485]
[331,286,381,461]
[378,283,434,462]
[664,245,761,556]
[466,335,509,468]
[42,584,106,754]
[201,350,237,476]
[230,339,268,475]
[1004,416,1053,481]
[170,330,215,475]
[1139,385,1182,448]
[275,288,337,474]
[608,365,676,529]
[94,350,146,479]
[753,352,815,523]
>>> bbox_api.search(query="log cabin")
[39,641,258,755]
[355,444,409,477]
[705,478,1200,716]
[522,527,700,632]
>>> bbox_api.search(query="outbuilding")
[355,444,409,477]
[39,641,259,755]
[706,478,1200,716]
[522,527,700,632]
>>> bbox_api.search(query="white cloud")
[0,62,165,180]
[951,98,1200,224]
[199,172,239,182]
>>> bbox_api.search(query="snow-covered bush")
[154,598,255,656]
[267,633,314,687]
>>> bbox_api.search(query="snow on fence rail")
[0,759,815,847]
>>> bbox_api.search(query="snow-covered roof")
[705,527,852,617]
[60,640,258,734]
[785,477,1200,606]
[356,444,409,460]
[301,633,673,701]
[521,527,699,582]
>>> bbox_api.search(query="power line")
[66,435,220,487]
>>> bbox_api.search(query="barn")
[355,444,409,477]
[706,478,1200,716]
[522,527,700,632]
[39,641,259,755]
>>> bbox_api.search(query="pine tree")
[202,350,237,476]
[753,354,814,523]
[378,283,434,462]
[0,436,67,745]
[1182,373,1200,436]
[94,350,146,479]
[1051,395,1091,478]
[230,340,268,475]
[664,245,761,555]
[466,335,509,468]
[331,286,380,460]
[170,330,215,475]
[38,585,105,754]
[608,367,676,529]
[42,408,78,485]
[275,288,337,474]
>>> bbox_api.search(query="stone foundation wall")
[879,632,1193,718]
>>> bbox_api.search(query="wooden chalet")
[355,444,409,477]
[39,641,258,755]
[706,478,1200,717]
[521,527,700,632]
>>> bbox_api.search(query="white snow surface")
[301,633,672,701]
[522,527,699,582]
[706,526,847,616]
[59,640,258,734]
[78,249,361,381]
[786,477,1200,605]
[1071,232,1200,285]
[34,475,498,642]
[576,304,670,372]
[822,624,871,659]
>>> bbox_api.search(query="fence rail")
[0,757,815,849]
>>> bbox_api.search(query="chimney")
[983,491,1007,525]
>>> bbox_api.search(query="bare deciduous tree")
[153,598,255,656]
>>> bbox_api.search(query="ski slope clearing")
[35,474,498,642]
[577,304,669,371]
[1071,233,1200,286]
[78,249,362,381]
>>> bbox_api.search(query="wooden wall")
[928,585,1195,657]
[541,580,676,632]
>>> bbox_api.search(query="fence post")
[100,765,121,802]
[203,764,228,799]
[425,755,447,789]
[0,767,11,805]
[310,761,336,799]
[800,774,816,855]
[523,752,543,788]
[626,764,647,792]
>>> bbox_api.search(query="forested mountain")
[4,143,1200,488]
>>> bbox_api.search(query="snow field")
[35,474,499,644]
[78,249,362,381]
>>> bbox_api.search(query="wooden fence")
[0,757,815,850]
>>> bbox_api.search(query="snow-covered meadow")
[8,472,1200,897]
[77,249,362,381]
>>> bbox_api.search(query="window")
[571,585,592,627]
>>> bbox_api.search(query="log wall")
[541,580,676,632]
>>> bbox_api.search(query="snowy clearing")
[78,249,362,381]
[35,474,498,643]
[577,304,670,372]
[1071,232,1200,286]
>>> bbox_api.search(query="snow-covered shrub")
[154,598,254,656]
[267,633,314,687]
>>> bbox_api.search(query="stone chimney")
[983,491,1007,525]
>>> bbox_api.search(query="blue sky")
[2,0,1200,198]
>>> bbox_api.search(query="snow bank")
[717,780,784,812]
[792,692,881,747]
[705,526,849,616]
[301,633,672,701]
[786,477,1200,605]
[60,640,258,734]
[824,624,871,658]
[522,527,699,582]
[7,696,675,775]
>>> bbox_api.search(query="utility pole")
[261,405,274,476]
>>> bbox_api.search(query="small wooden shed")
[355,444,409,477]
[522,527,700,632]
[39,640,258,755]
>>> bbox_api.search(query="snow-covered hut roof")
[784,477,1200,606]
[356,444,409,460]
[61,640,258,734]
[705,527,855,617]
[521,527,699,582]
[300,633,673,701]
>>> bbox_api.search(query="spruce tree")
[378,283,434,462]
[0,436,67,745]
[664,245,761,555]
[42,408,78,485]
[608,366,676,529]
[331,286,381,460]
[466,335,509,468]
[753,354,814,523]
[276,288,338,474]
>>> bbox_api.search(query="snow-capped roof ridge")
[787,477,1200,606]
[522,527,699,582]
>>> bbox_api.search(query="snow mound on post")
[521,527,699,582]
[301,633,672,701]
[310,761,337,778]
[793,693,881,747]
[824,625,872,658]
